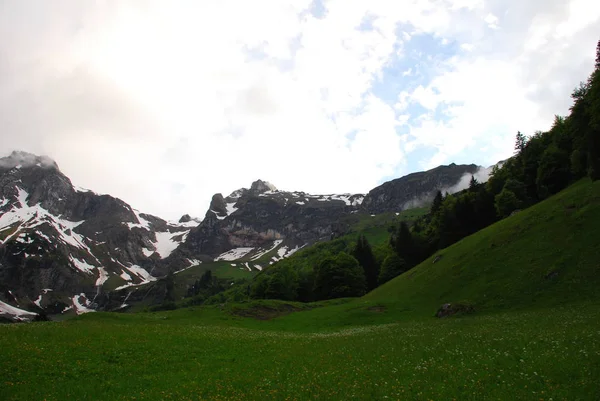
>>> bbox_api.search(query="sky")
[0,0,599,221]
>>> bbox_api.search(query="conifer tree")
[352,235,379,291]
[515,131,527,153]
[430,190,443,214]
[469,175,478,190]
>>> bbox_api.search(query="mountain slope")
[170,179,365,264]
[363,163,480,213]
[363,178,600,314]
[0,151,198,319]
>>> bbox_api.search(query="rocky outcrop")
[174,180,362,259]
[363,163,480,214]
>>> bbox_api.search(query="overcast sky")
[1,0,599,220]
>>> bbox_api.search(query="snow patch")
[95,267,109,286]
[74,185,91,193]
[72,293,94,315]
[0,188,87,250]
[215,247,254,261]
[124,264,156,283]
[153,231,186,258]
[250,240,283,260]
[33,289,53,307]
[120,270,132,281]
[127,209,152,230]
[171,220,200,228]
[69,256,96,274]
[352,196,365,206]
[0,300,37,320]
[226,202,238,216]
[142,247,154,257]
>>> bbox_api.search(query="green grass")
[364,178,600,315]
[1,304,598,400]
[176,261,255,281]
[1,181,600,400]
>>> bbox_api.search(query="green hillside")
[1,181,600,400]
[364,178,600,314]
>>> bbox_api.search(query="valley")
[1,178,599,400]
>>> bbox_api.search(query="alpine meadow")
[1,3,600,401]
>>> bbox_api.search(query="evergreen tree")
[596,39,600,70]
[515,131,527,154]
[378,253,406,285]
[430,190,443,214]
[494,188,521,218]
[469,175,478,190]
[586,40,600,180]
[199,270,213,288]
[352,235,379,291]
[536,145,571,197]
[314,252,366,299]
[391,221,415,266]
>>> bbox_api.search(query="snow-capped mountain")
[0,151,199,320]
[170,179,365,265]
[0,151,488,320]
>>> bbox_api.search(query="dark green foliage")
[536,145,571,197]
[494,188,521,218]
[314,252,366,299]
[378,253,406,285]
[352,235,379,291]
[430,190,443,214]
[184,269,228,305]
[468,175,478,190]
[264,265,299,301]
[391,221,416,265]
[164,272,175,303]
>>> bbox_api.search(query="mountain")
[169,179,365,265]
[0,151,198,319]
[363,163,480,213]
[0,151,488,320]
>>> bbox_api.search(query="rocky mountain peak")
[208,193,227,215]
[0,150,59,171]
[179,214,192,223]
[250,179,277,194]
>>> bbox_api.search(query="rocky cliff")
[170,180,364,263]
[0,151,197,319]
[363,163,480,214]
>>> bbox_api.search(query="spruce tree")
[430,190,443,214]
[515,131,526,154]
[352,235,379,291]
[392,221,415,266]
[469,175,478,190]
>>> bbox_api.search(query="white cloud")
[0,0,598,220]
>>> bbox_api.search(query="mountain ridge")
[0,150,490,320]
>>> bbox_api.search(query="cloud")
[0,0,598,220]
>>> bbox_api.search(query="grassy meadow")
[1,181,600,400]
